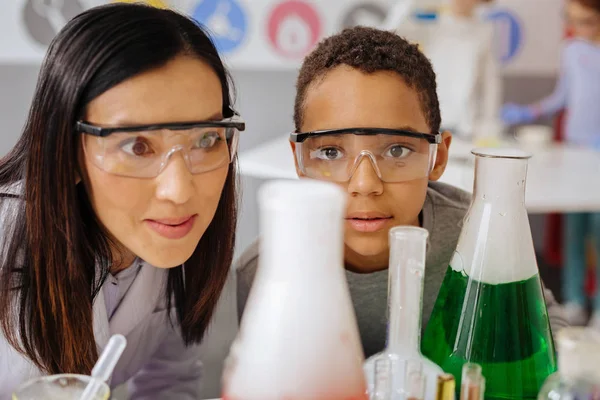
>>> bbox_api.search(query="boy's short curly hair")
[294,26,440,133]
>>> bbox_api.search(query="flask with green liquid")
[421,148,557,400]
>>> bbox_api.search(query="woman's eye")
[384,145,412,158]
[120,138,152,156]
[316,147,344,160]
[195,132,221,149]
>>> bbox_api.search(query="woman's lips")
[145,215,197,239]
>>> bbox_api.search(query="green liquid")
[421,267,557,399]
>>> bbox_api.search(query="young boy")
[236,27,567,357]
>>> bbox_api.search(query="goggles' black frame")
[76,114,245,138]
[290,128,441,144]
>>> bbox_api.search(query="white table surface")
[238,135,600,214]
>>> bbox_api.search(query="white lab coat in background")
[427,13,502,139]
[395,13,502,139]
[0,261,203,399]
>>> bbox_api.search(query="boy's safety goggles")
[290,128,440,183]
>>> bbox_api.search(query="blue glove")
[501,103,537,125]
[593,136,600,151]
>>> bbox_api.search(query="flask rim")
[388,226,429,240]
[258,178,346,211]
[471,147,533,160]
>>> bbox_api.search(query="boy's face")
[293,66,451,272]
[567,0,600,41]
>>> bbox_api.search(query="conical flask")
[364,226,444,400]
[222,179,368,400]
[421,148,557,400]
[537,327,600,399]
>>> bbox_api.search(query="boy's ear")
[289,140,305,177]
[429,130,452,181]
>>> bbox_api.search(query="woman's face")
[295,66,450,272]
[567,0,600,41]
[80,55,229,269]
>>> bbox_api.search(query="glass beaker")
[537,327,600,399]
[365,226,443,400]
[421,148,557,400]
[13,374,110,400]
[222,179,368,400]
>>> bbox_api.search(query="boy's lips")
[345,212,393,233]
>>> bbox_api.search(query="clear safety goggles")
[77,114,245,178]
[290,128,441,183]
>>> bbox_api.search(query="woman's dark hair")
[0,3,237,374]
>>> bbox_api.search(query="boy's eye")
[384,145,412,159]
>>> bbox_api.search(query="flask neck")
[457,149,537,288]
[386,228,427,355]
[258,180,347,279]
[260,207,345,277]
[473,154,528,207]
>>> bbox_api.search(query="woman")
[0,3,243,397]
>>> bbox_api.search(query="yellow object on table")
[474,136,502,148]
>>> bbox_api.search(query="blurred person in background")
[387,0,502,143]
[427,0,502,143]
[502,0,600,329]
